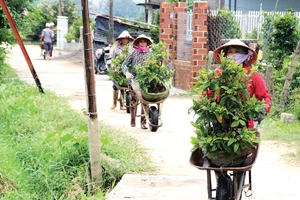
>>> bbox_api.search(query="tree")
[266,9,300,70]
[22,0,79,41]
[0,0,34,62]
[149,9,160,44]
[113,0,144,20]
[109,0,114,44]
[280,41,300,108]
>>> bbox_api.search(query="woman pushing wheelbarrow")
[122,35,172,131]
[108,30,134,111]
[189,39,272,199]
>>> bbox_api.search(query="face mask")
[227,53,250,65]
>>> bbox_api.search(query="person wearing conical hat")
[122,34,153,129]
[213,38,272,118]
[110,30,134,59]
[212,38,272,183]
[110,30,134,110]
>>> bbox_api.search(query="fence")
[187,10,300,40]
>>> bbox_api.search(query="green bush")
[288,88,300,120]
[265,9,300,70]
[218,9,241,39]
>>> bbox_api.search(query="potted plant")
[64,33,74,43]
[188,55,266,166]
[108,45,130,87]
[135,41,172,101]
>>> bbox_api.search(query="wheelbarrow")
[113,80,130,113]
[131,81,169,132]
[189,139,260,200]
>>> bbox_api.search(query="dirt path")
[9,45,300,200]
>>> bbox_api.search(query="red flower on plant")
[215,67,222,77]
[202,90,207,97]
[247,120,254,129]
[207,90,214,98]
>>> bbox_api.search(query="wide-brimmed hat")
[213,39,257,65]
[117,30,134,42]
[133,34,153,47]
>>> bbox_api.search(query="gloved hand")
[254,115,265,124]
[125,72,134,79]
[254,109,266,124]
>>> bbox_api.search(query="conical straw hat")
[213,39,257,65]
[133,34,153,47]
[116,30,134,41]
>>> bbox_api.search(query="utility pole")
[58,0,62,16]
[81,0,102,188]
[234,0,237,11]
[109,0,114,44]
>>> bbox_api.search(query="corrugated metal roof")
[93,14,151,44]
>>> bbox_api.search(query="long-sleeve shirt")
[243,65,272,114]
[112,43,133,59]
[122,50,149,77]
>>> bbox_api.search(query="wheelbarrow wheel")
[216,173,233,200]
[126,91,130,113]
[149,106,158,132]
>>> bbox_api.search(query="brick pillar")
[191,1,208,84]
[160,3,174,55]
[173,2,188,60]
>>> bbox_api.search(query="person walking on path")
[122,34,153,129]
[110,30,134,110]
[213,39,272,118]
[40,23,54,60]
[212,38,272,187]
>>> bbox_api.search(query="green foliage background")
[0,0,34,62]
[260,9,300,116]
[264,9,300,70]
[148,10,160,44]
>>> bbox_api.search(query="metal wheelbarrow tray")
[131,81,170,132]
[189,143,260,200]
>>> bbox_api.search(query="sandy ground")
[8,44,300,200]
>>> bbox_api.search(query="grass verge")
[0,63,154,199]
[260,117,300,160]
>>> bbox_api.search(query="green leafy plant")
[135,41,172,93]
[265,9,300,70]
[189,55,266,159]
[64,32,74,42]
[108,45,131,86]
[149,10,160,44]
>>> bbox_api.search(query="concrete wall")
[63,40,82,51]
